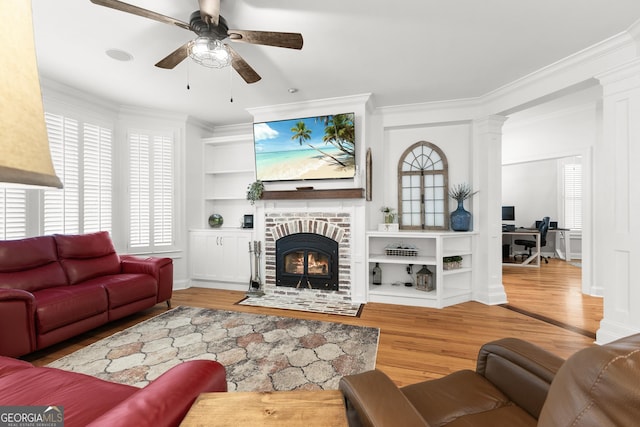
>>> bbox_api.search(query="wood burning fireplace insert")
[275,233,339,291]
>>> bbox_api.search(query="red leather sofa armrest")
[120,255,173,304]
[87,360,227,427]
[0,289,37,357]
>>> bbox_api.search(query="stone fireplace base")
[238,293,363,317]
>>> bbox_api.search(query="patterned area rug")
[237,294,363,317]
[48,306,379,392]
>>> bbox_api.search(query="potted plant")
[246,180,264,205]
[443,255,463,270]
[380,206,396,224]
[448,183,477,231]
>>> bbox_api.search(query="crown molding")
[482,30,636,116]
[246,93,373,123]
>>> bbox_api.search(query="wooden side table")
[180,390,348,427]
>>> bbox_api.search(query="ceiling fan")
[90,0,304,84]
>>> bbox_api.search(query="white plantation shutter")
[42,112,112,235]
[129,133,150,247]
[44,113,80,234]
[83,123,112,232]
[129,131,173,250]
[152,135,173,246]
[564,164,582,230]
[0,189,26,240]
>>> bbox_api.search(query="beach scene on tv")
[253,113,356,181]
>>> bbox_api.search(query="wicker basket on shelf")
[384,243,418,257]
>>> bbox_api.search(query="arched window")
[397,141,449,230]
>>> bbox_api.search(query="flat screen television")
[253,113,356,182]
[502,206,515,221]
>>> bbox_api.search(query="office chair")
[514,216,550,264]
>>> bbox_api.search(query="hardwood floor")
[24,260,601,387]
[502,258,602,337]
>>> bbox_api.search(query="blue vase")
[450,200,471,231]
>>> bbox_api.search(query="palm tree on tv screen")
[290,120,347,167]
[323,114,355,157]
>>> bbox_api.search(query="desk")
[179,390,348,427]
[548,229,572,261]
[503,230,540,267]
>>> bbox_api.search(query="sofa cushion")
[86,274,157,309]
[34,284,108,334]
[54,231,121,285]
[0,236,68,291]
[0,360,137,427]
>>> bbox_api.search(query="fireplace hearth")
[276,233,339,291]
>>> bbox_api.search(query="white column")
[595,59,640,343]
[472,115,508,305]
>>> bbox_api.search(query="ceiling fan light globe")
[189,37,231,68]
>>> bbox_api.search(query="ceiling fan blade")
[155,42,192,69]
[226,45,261,84]
[227,30,303,50]
[90,0,190,31]
[198,0,220,26]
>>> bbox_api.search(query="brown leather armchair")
[339,334,640,426]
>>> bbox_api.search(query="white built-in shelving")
[366,230,475,308]
[202,134,255,228]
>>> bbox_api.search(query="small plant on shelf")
[443,255,463,270]
[380,206,396,224]
[246,180,264,205]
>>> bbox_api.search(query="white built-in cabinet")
[203,133,255,228]
[366,231,475,308]
[189,229,253,285]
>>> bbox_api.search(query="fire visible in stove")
[276,233,338,291]
[285,251,329,275]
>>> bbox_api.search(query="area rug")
[237,294,363,317]
[47,306,379,392]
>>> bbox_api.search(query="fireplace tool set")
[247,241,264,296]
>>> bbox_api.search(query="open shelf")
[366,231,475,308]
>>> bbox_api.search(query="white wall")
[382,123,473,225]
[502,159,557,229]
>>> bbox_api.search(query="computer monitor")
[502,206,515,221]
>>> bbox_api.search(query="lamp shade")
[0,1,62,188]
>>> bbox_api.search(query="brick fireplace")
[263,211,353,302]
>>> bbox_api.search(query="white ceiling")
[31,0,640,126]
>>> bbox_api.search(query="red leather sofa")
[0,231,173,358]
[0,355,226,427]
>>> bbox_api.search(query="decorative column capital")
[473,115,509,137]
[596,58,640,95]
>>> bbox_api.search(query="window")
[83,123,113,232]
[397,141,449,230]
[43,113,80,234]
[129,131,174,250]
[563,162,582,230]
[0,189,26,240]
[43,113,113,235]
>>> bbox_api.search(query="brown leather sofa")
[339,334,640,426]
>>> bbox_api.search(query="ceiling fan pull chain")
[229,65,233,103]
[186,61,191,90]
